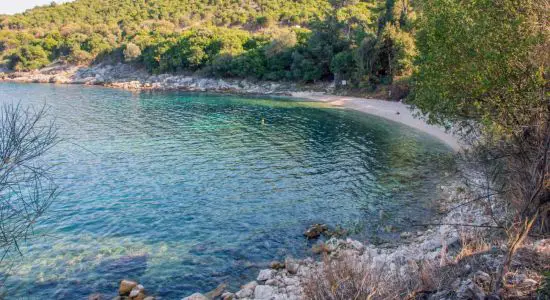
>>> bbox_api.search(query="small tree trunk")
[494,212,538,293]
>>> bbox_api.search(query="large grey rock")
[257,269,275,281]
[235,288,253,299]
[265,279,278,286]
[285,258,300,275]
[241,281,258,290]
[182,293,208,300]
[235,281,257,298]
[254,285,275,299]
[282,277,299,287]
[421,239,443,251]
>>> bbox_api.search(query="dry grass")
[303,230,501,300]
[303,229,549,300]
[454,229,492,262]
[302,252,442,300]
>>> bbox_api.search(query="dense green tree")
[412,0,547,133]
[0,0,421,89]
[7,45,50,71]
[123,42,141,62]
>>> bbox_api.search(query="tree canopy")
[412,0,548,134]
[0,0,418,89]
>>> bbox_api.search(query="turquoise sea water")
[0,83,452,299]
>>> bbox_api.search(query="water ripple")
[0,83,452,299]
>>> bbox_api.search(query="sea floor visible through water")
[0,83,454,298]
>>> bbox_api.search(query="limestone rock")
[265,279,278,286]
[119,280,138,296]
[205,283,226,299]
[130,287,146,300]
[254,285,275,299]
[221,292,235,300]
[241,280,258,290]
[182,293,209,300]
[285,257,300,275]
[346,238,364,252]
[283,277,299,287]
[400,232,412,239]
[235,288,253,299]
[257,269,275,281]
[235,281,257,298]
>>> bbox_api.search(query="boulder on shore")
[119,280,138,296]
[181,292,209,300]
[285,257,300,275]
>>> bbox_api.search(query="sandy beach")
[292,92,462,151]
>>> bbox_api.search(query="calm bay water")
[0,83,451,299]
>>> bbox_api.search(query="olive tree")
[0,103,59,260]
[123,43,142,62]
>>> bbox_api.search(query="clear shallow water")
[0,83,452,299]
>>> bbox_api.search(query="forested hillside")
[0,0,415,88]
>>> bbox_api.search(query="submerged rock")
[87,293,103,300]
[205,283,227,299]
[303,224,328,239]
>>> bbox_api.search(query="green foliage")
[0,0,420,89]
[377,23,416,78]
[256,15,276,28]
[123,43,141,62]
[7,45,50,71]
[412,0,547,133]
[330,50,355,81]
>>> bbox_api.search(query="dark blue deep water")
[0,83,452,299]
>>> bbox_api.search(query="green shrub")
[123,43,141,62]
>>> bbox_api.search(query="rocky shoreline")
[179,179,486,300]
[0,63,332,95]
[89,168,547,299]
[177,175,547,300]
[0,63,461,151]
